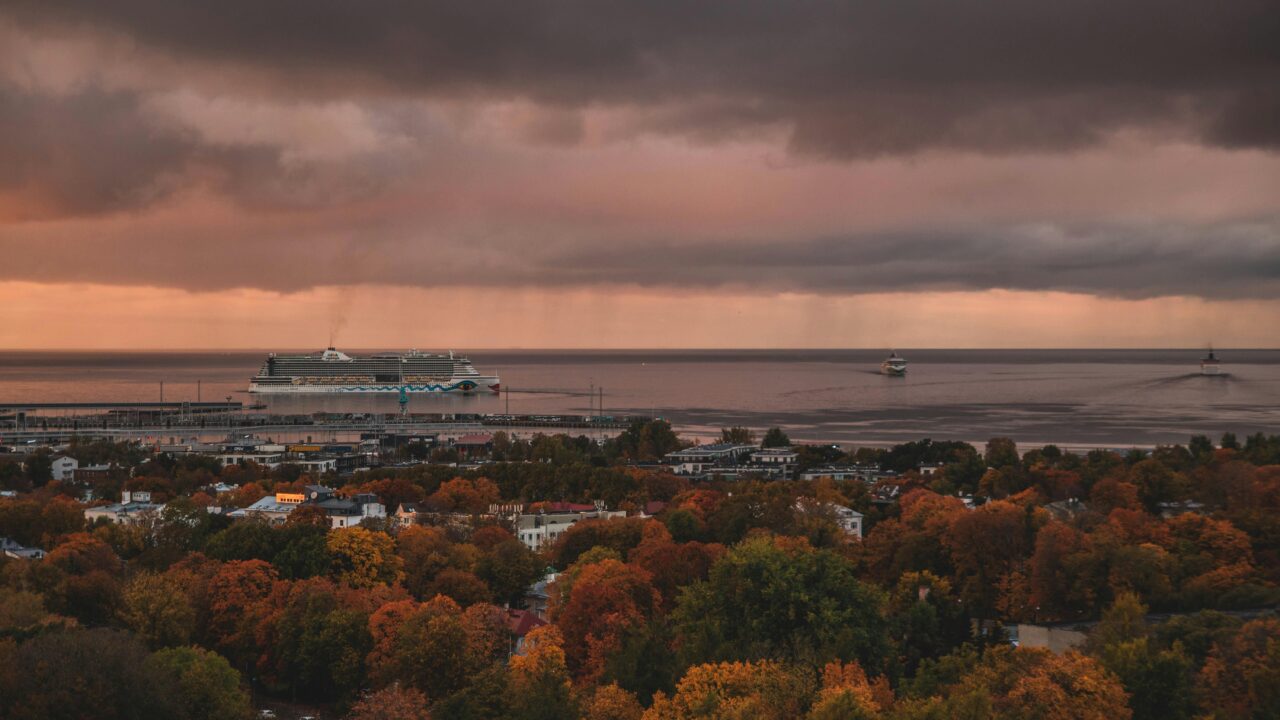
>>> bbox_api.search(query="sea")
[1,349,1277,449]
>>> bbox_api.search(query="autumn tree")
[0,628,178,719]
[1195,618,1280,720]
[121,571,196,648]
[328,527,404,588]
[642,660,811,720]
[584,684,645,720]
[554,558,661,682]
[509,625,578,720]
[347,685,432,720]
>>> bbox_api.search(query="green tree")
[761,427,791,448]
[720,427,756,444]
[672,536,888,673]
[983,438,1020,469]
[145,646,252,720]
[121,571,196,648]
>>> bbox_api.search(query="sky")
[0,1,1278,349]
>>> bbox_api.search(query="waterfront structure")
[249,347,500,394]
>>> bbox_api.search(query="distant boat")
[1200,349,1222,376]
[881,352,908,376]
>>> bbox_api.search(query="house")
[312,493,386,529]
[507,608,549,655]
[393,503,421,528]
[452,433,495,456]
[917,463,942,476]
[748,447,800,479]
[73,464,112,483]
[664,443,756,473]
[0,537,45,560]
[226,492,303,524]
[1044,497,1089,521]
[795,499,864,538]
[51,455,79,481]
[514,509,627,552]
[523,573,558,619]
[83,490,166,525]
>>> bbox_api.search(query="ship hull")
[249,377,501,394]
[1200,364,1221,376]
[880,366,907,376]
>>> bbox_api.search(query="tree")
[397,525,469,599]
[473,531,543,605]
[347,685,432,720]
[509,625,578,720]
[207,559,278,663]
[366,595,505,702]
[761,428,791,448]
[121,571,196,648]
[145,646,253,720]
[425,477,501,514]
[584,684,644,720]
[328,527,404,588]
[204,520,278,562]
[554,558,661,682]
[720,427,756,445]
[984,438,1020,469]
[806,661,888,720]
[1098,639,1193,720]
[0,628,178,719]
[906,646,1131,720]
[1195,619,1280,720]
[426,568,491,606]
[672,536,888,673]
[642,660,811,720]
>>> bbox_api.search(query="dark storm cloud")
[0,86,417,217]
[547,220,1280,299]
[2,216,1276,300]
[8,0,1280,155]
[0,87,198,216]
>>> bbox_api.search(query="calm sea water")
[1,349,1277,447]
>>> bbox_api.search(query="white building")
[515,510,627,552]
[83,490,166,526]
[51,456,79,482]
[795,498,864,539]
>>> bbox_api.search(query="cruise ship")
[881,351,908,376]
[248,348,500,394]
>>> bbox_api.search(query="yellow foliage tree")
[642,660,811,720]
[327,527,404,588]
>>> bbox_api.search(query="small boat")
[1200,349,1222,376]
[881,352,908,376]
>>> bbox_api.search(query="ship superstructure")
[1200,349,1222,376]
[881,351,908,376]
[249,348,500,394]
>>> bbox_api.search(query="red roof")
[507,609,547,636]
[455,433,494,446]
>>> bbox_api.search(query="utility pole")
[160,381,164,403]
[197,380,201,403]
